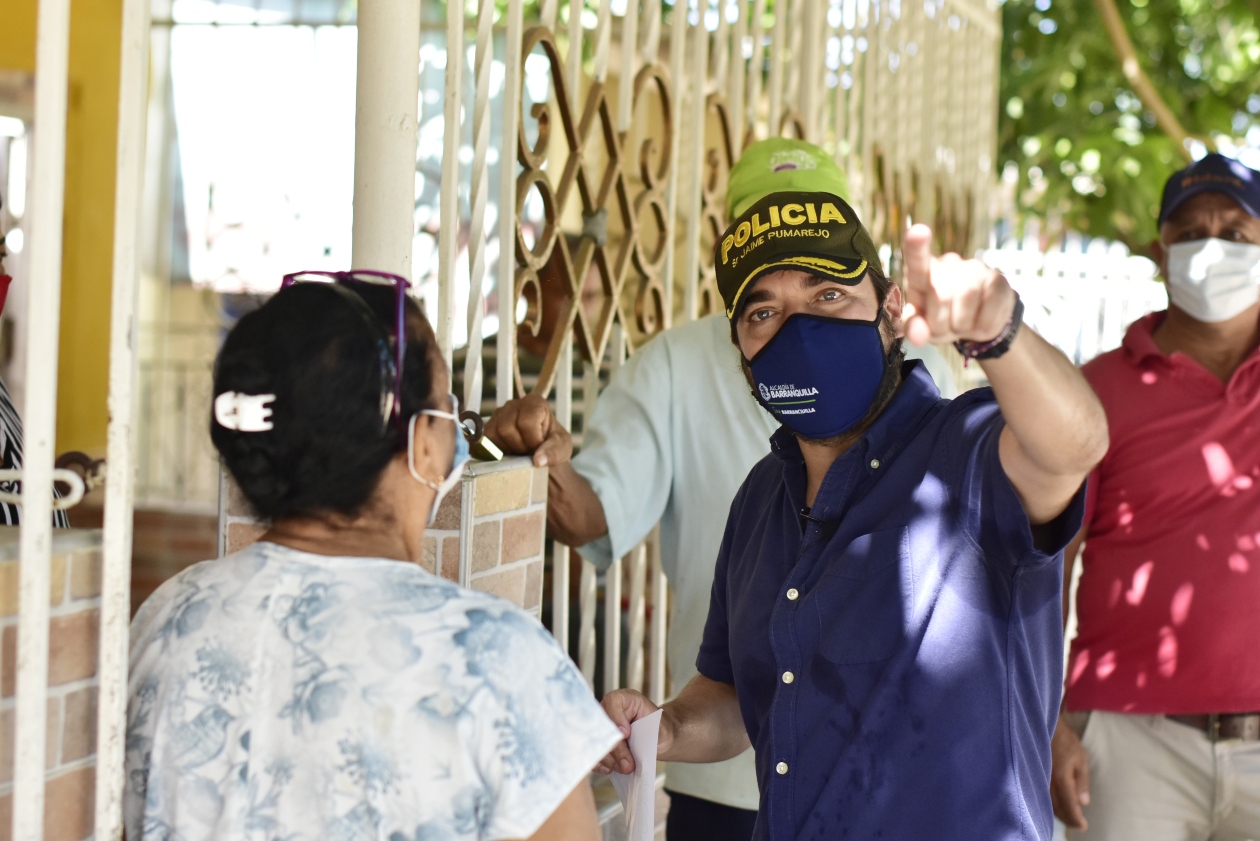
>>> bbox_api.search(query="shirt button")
[786,588,800,601]
[776,761,789,775]
[870,458,881,469]
[782,671,795,684]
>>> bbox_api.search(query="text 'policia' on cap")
[716,137,882,318]
[716,190,884,319]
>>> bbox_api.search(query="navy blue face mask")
[747,311,892,440]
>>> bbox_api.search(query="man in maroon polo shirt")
[1052,153,1260,838]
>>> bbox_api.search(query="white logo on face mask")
[762,383,820,400]
[1166,238,1260,323]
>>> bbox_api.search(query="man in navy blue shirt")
[594,140,1109,840]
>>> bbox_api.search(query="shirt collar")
[769,359,942,467]
[1122,310,1260,375]
[1121,311,1170,365]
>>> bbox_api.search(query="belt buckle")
[1209,714,1260,742]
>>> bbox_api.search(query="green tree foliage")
[1001,0,1260,251]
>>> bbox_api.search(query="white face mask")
[409,393,471,526]
[1165,238,1260,323]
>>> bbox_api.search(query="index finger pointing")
[902,224,935,294]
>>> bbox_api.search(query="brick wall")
[0,528,102,841]
[461,459,548,616]
[220,456,547,614]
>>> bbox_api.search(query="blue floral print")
[125,542,621,841]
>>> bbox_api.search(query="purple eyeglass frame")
[281,269,411,436]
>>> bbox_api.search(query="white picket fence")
[985,243,1167,365]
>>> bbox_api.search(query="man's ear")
[1149,239,1168,280]
[883,284,905,338]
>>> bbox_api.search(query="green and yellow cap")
[718,139,880,319]
[725,137,851,217]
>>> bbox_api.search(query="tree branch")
[1092,0,1212,162]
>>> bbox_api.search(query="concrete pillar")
[351,0,422,277]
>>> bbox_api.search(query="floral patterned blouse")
[125,542,621,841]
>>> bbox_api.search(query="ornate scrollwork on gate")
[694,94,736,319]
[509,26,674,399]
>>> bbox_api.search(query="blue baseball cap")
[1159,153,1260,225]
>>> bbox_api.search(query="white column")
[798,0,823,140]
[566,0,583,106]
[745,0,767,138]
[728,0,747,150]
[593,0,613,82]
[601,323,626,697]
[647,526,667,704]
[617,0,641,130]
[14,0,72,834]
[642,0,662,62]
[438,0,465,367]
[625,543,647,692]
[462,0,496,411]
[551,338,573,653]
[767,0,787,133]
[95,0,151,833]
[352,0,421,278]
[496,0,523,405]
[681,1,709,322]
[662,0,688,326]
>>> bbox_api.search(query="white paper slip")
[609,709,663,841]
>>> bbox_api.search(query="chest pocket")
[811,528,907,664]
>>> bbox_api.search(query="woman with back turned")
[124,272,620,841]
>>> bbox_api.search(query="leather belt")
[1168,713,1260,742]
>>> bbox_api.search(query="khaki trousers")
[1071,710,1260,841]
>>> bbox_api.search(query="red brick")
[431,488,462,530]
[471,522,500,573]
[61,686,97,763]
[473,469,531,516]
[69,551,101,601]
[0,698,61,783]
[524,560,544,610]
[46,696,60,770]
[45,765,95,841]
[0,706,9,783]
[501,511,544,564]
[440,537,460,582]
[49,609,100,687]
[420,536,438,575]
[471,566,526,606]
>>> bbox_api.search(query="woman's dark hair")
[210,282,442,521]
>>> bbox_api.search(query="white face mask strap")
[407,413,441,491]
